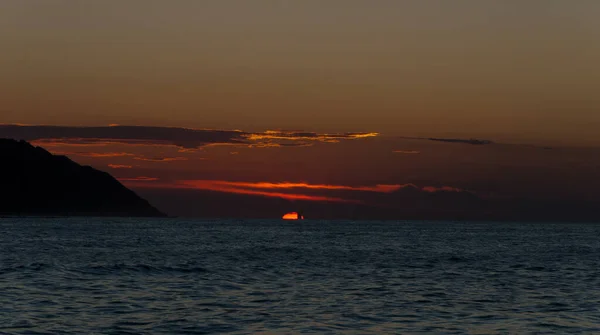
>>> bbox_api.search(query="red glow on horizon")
[120,179,358,202]
[185,181,404,193]
[177,180,354,202]
[119,179,467,203]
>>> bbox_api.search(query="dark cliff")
[0,139,166,217]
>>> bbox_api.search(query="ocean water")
[1,218,600,334]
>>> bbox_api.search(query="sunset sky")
[1,1,599,220]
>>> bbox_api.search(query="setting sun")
[282,212,304,220]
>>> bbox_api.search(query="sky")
[1,1,600,219]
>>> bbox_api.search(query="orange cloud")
[173,180,355,202]
[117,176,159,181]
[31,139,109,147]
[78,152,136,158]
[422,186,463,192]
[53,151,136,158]
[108,164,133,169]
[247,142,314,148]
[178,147,202,153]
[200,181,404,193]
[120,179,470,203]
[247,131,378,143]
[133,156,188,162]
[31,138,169,148]
[3,125,378,150]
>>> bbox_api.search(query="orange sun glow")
[282,212,304,220]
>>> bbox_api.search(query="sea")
[1,218,599,334]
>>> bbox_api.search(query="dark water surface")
[1,218,600,334]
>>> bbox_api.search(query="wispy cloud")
[247,130,379,143]
[397,136,494,145]
[247,142,314,148]
[125,179,355,202]
[133,156,188,162]
[30,139,110,147]
[428,138,493,145]
[108,164,133,169]
[61,152,135,158]
[121,179,470,204]
[200,181,404,193]
[422,186,463,192]
[117,176,159,182]
[185,185,353,203]
[1,124,378,149]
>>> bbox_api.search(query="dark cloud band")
[0,125,377,148]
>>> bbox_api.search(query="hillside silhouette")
[0,139,165,217]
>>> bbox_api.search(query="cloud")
[45,150,190,162]
[428,138,493,145]
[199,181,405,193]
[57,152,135,158]
[133,156,188,162]
[187,186,353,203]
[122,179,470,204]
[30,138,170,148]
[30,139,110,147]
[126,179,355,202]
[0,124,378,149]
[247,130,378,143]
[0,125,246,148]
[393,150,420,154]
[247,141,314,148]
[117,176,159,182]
[422,186,463,192]
[177,147,202,153]
[108,164,133,169]
[397,136,494,145]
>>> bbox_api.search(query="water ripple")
[1,218,600,333]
